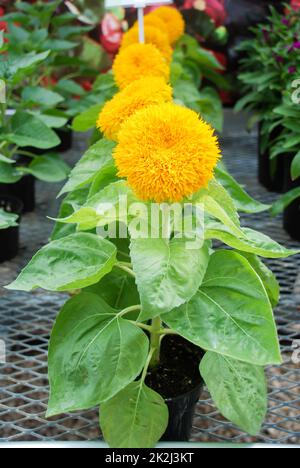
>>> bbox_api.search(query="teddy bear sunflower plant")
[7,6,298,449]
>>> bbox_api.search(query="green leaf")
[200,352,267,435]
[291,151,300,181]
[270,188,300,216]
[131,238,210,321]
[100,381,168,448]
[51,188,90,241]
[237,252,280,308]
[30,110,68,129]
[0,209,18,229]
[8,51,50,76]
[8,112,60,149]
[195,179,244,238]
[72,103,103,132]
[0,154,14,164]
[196,87,223,132]
[55,79,86,97]
[22,86,64,107]
[6,233,117,292]
[0,162,22,183]
[205,221,299,258]
[56,181,134,231]
[215,166,269,213]
[59,139,115,196]
[20,154,70,183]
[43,39,78,51]
[86,270,140,313]
[164,250,281,366]
[47,293,149,416]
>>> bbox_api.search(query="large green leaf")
[8,112,60,149]
[0,209,18,229]
[6,233,117,292]
[100,381,168,448]
[55,180,134,231]
[163,250,281,366]
[47,293,148,416]
[20,154,70,183]
[215,166,269,213]
[131,237,210,321]
[200,352,267,435]
[59,139,115,196]
[0,161,22,183]
[237,252,279,308]
[194,179,244,238]
[86,269,140,313]
[22,86,64,107]
[205,221,299,258]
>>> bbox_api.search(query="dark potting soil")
[145,335,204,400]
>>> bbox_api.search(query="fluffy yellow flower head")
[149,6,185,44]
[120,25,173,62]
[114,103,221,202]
[133,15,167,38]
[112,43,170,90]
[97,77,172,141]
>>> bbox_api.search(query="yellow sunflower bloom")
[114,103,221,202]
[149,6,185,44]
[133,15,168,39]
[97,77,173,141]
[112,43,170,90]
[120,25,173,62]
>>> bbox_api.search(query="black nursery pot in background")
[55,124,73,153]
[0,195,23,263]
[0,175,35,214]
[283,154,300,241]
[258,123,284,193]
[146,335,204,442]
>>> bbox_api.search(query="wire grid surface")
[0,122,299,444]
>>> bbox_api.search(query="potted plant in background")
[270,94,300,240]
[0,194,22,263]
[235,6,300,193]
[0,44,70,213]
[7,7,298,447]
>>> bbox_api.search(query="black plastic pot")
[283,154,300,241]
[0,195,23,263]
[55,125,73,153]
[161,382,204,442]
[258,123,284,193]
[0,175,35,214]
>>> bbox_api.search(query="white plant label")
[105,1,172,8]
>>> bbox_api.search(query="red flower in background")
[100,13,123,55]
[290,0,300,11]
[202,0,226,27]
[181,0,227,27]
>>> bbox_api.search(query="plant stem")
[119,304,141,317]
[115,263,136,278]
[149,316,162,368]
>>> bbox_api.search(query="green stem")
[115,263,136,278]
[119,304,141,317]
[130,321,152,332]
[149,316,162,368]
[141,348,155,382]
[158,328,179,336]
